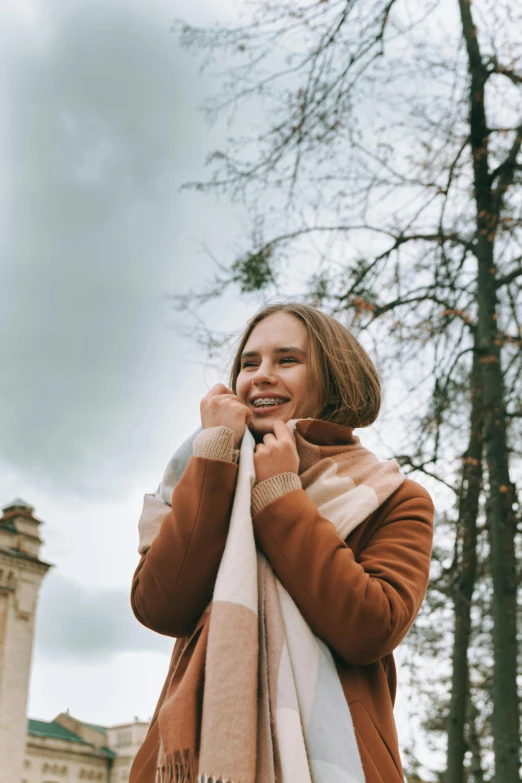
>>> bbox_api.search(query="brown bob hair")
[229,302,381,428]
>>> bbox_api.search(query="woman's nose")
[252,361,277,384]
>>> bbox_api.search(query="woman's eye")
[241,357,297,369]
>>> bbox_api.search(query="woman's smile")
[250,395,290,416]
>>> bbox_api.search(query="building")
[0,499,149,783]
[23,711,148,783]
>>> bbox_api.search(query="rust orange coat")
[130,441,434,783]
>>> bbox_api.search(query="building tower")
[0,499,52,783]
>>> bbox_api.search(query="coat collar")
[291,417,357,447]
[286,418,361,474]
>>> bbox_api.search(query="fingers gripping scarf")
[137,419,405,783]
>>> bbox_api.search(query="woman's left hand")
[253,420,300,484]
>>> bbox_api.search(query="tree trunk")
[466,689,486,783]
[446,351,483,783]
[478,262,520,782]
[458,1,521,779]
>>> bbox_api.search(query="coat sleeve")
[252,479,434,666]
[131,455,238,638]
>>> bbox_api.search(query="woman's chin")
[249,420,271,438]
[248,415,293,441]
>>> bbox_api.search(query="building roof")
[0,544,52,568]
[2,498,34,513]
[99,745,117,758]
[83,721,108,735]
[27,719,91,745]
[27,719,116,758]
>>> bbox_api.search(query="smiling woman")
[235,310,319,441]
[129,301,434,783]
[230,302,381,439]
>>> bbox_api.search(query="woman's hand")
[200,383,253,449]
[253,420,300,484]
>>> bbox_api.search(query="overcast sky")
[2,0,436,766]
[2,0,261,726]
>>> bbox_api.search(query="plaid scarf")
[137,419,404,783]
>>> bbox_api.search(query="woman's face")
[235,312,320,440]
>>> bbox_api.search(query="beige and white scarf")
[137,419,404,783]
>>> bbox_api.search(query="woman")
[129,302,434,783]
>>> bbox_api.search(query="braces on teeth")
[253,398,287,407]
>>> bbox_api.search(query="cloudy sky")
[2,0,261,726]
[2,0,433,762]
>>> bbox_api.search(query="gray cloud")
[34,569,172,660]
[2,0,223,496]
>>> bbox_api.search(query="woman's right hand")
[200,383,253,449]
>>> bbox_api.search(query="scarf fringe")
[156,749,198,783]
